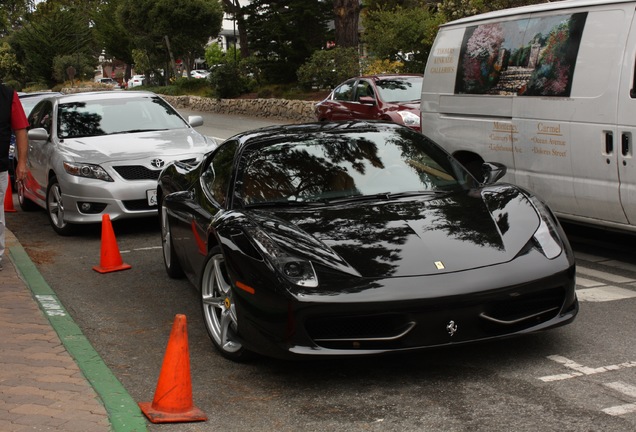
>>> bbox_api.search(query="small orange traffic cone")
[139,314,207,423]
[92,214,131,273]
[4,180,16,213]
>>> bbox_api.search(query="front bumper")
[228,247,577,360]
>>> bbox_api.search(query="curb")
[8,240,148,432]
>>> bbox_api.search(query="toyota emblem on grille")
[446,320,458,337]
[151,158,165,168]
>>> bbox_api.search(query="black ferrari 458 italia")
[157,121,578,361]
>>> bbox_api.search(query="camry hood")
[58,128,212,163]
[248,186,541,279]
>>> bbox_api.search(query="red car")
[315,74,423,131]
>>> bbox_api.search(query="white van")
[421,0,636,232]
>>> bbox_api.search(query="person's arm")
[14,128,28,182]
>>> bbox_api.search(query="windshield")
[237,127,469,206]
[57,96,188,139]
[375,77,422,103]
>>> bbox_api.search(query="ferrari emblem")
[435,261,445,270]
[446,320,458,336]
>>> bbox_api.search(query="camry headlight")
[397,111,420,128]
[246,226,318,287]
[63,162,114,182]
[528,195,562,259]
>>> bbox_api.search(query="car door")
[347,79,379,121]
[327,79,356,120]
[26,100,54,202]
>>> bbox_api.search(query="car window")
[201,140,238,207]
[332,80,355,102]
[57,96,189,139]
[356,80,375,101]
[29,101,53,134]
[237,128,467,205]
[375,77,423,103]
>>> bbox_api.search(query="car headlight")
[246,225,318,288]
[397,111,420,128]
[63,162,114,182]
[528,195,563,259]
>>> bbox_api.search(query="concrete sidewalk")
[1,229,147,432]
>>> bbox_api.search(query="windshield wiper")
[244,200,324,209]
[323,190,451,204]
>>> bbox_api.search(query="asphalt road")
[6,111,636,432]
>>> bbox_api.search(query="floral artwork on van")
[455,13,587,97]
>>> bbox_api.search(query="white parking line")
[576,266,636,284]
[538,356,636,382]
[602,382,636,416]
[576,286,636,302]
[120,246,163,254]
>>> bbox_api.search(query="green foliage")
[437,0,547,22]
[9,4,94,86]
[0,41,24,81]
[362,1,441,73]
[297,47,360,90]
[205,43,225,67]
[362,58,404,75]
[52,54,94,82]
[118,0,223,74]
[245,0,333,84]
[209,62,252,99]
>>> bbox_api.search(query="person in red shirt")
[0,84,29,270]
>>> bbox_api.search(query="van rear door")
[617,8,636,226]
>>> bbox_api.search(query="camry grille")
[113,158,197,181]
[113,165,161,180]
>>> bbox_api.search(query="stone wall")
[162,95,317,123]
[61,88,319,122]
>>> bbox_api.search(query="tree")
[362,0,441,73]
[245,0,333,83]
[437,0,547,21]
[10,3,94,86]
[0,41,25,84]
[0,0,36,36]
[220,0,250,58]
[92,0,135,79]
[333,0,361,48]
[118,0,223,80]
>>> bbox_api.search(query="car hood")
[58,128,212,163]
[385,101,420,112]
[246,185,541,279]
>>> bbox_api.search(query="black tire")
[200,246,250,361]
[160,203,184,278]
[46,176,75,236]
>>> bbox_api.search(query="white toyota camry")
[17,91,216,235]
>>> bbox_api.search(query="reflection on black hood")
[245,185,539,279]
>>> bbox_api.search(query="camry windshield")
[375,77,422,103]
[238,127,469,205]
[57,96,188,139]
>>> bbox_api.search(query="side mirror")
[28,128,49,141]
[188,115,204,127]
[358,96,376,105]
[481,162,507,184]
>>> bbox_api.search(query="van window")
[455,12,587,97]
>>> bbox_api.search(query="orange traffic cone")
[92,214,131,273]
[138,314,207,423]
[4,180,16,213]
